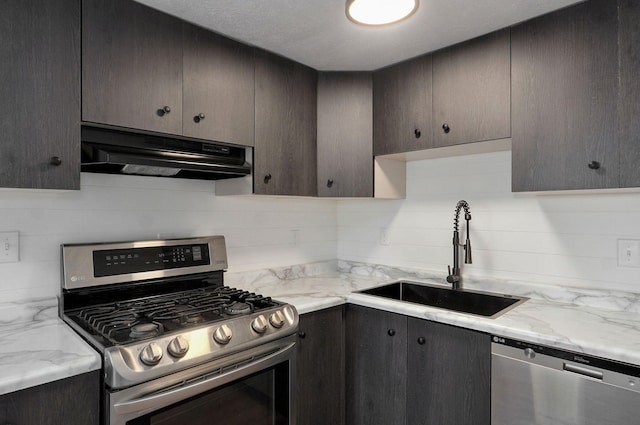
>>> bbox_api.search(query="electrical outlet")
[379,228,390,246]
[0,231,20,263]
[618,239,640,267]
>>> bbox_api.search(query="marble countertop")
[226,262,640,367]
[0,298,101,396]
[3,260,640,396]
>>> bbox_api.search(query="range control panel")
[93,244,210,277]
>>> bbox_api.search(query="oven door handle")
[112,342,295,416]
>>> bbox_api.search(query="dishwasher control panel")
[491,335,640,379]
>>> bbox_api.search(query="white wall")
[337,150,640,293]
[3,150,640,304]
[0,173,336,302]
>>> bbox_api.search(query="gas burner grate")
[68,285,279,346]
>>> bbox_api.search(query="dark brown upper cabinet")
[432,29,511,147]
[254,50,318,196]
[317,72,373,197]
[82,0,255,147]
[511,0,620,191]
[373,54,433,156]
[618,0,640,188]
[0,0,80,190]
[82,0,184,135]
[182,24,255,146]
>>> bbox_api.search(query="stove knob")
[167,335,189,358]
[140,342,163,366]
[269,311,286,328]
[252,315,268,334]
[213,324,233,345]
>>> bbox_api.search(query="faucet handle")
[446,265,454,283]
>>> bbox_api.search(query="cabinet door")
[254,51,317,196]
[407,319,490,425]
[0,0,80,190]
[0,371,100,425]
[82,0,183,135]
[317,73,373,197]
[618,0,640,188]
[346,305,407,425]
[183,24,255,146]
[373,54,433,155]
[511,0,619,191]
[433,29,511,147]
[296,307,345,425]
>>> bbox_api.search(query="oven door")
[108,335,296,425]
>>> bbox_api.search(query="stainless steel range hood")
[81,126,251,180]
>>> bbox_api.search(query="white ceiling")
[134,0,584,71]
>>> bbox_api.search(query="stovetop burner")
[226,301,252,315]
[130,322,162,339]
[66,284,279,346]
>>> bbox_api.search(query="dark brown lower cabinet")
[296,306,345,425]
[346,305,407,425]
[407,318,490,425]
[0,371,100,425]
[346,305,490,425]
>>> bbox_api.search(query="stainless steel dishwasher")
[491,335,640,425]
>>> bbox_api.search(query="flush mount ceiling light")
[346,0,419,26]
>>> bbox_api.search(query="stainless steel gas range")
[59,236,298,425]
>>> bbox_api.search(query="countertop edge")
[0,317,102,396]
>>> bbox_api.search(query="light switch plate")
[0,231,20,263]
[618,239,640,267]
[379,228,390,246]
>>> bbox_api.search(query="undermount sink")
[358,281,527,319]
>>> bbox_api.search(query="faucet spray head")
[464,209,472,264]
[464,238,472,264]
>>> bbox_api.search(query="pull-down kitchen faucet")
[446,200,472,290]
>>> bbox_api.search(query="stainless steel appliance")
[492,335,640,425]
[60,236,297,425]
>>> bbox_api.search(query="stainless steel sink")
[357,281,527,318]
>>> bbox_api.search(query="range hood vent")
[81,127,251,180]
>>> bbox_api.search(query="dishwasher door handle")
[563,362,604,380]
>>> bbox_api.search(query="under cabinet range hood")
[81,126,251,180]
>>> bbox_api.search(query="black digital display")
[93,244,210,277]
